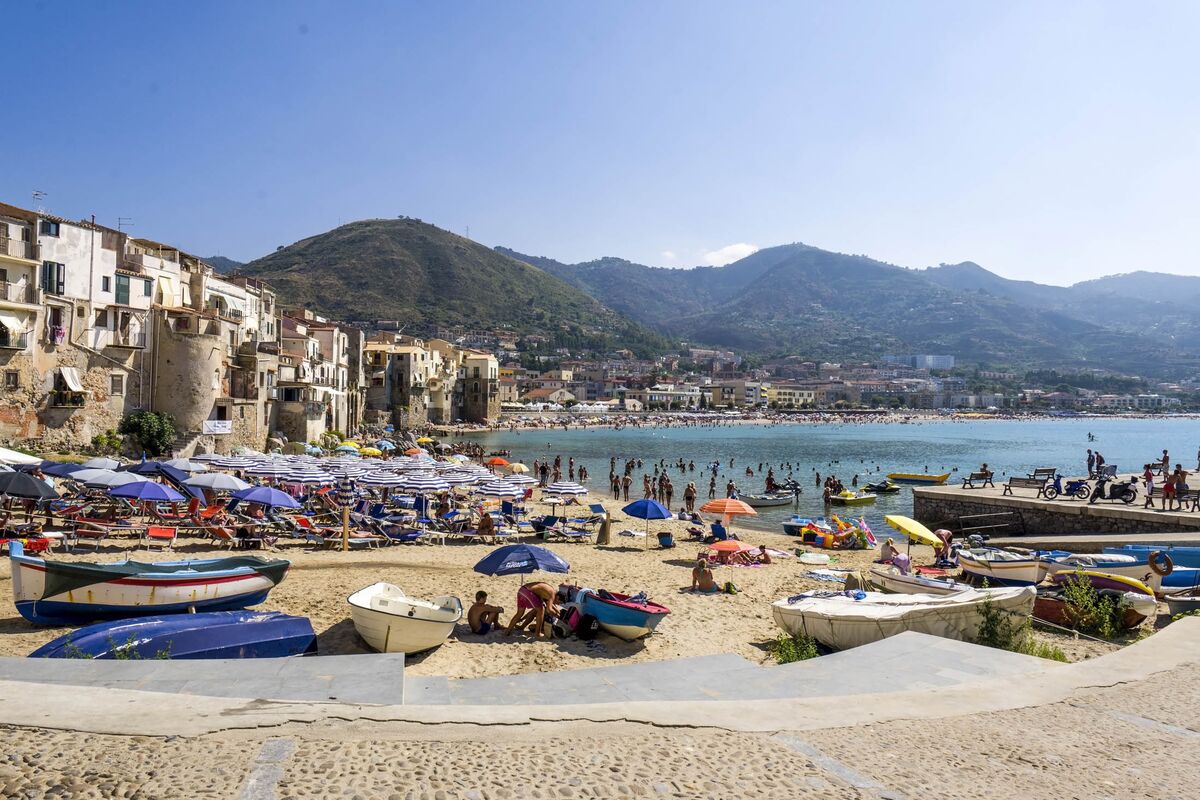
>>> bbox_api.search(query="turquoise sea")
[467,418,1200,532]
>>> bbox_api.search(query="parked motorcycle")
[1089,475,1137,505]
[1044,474,1090,501]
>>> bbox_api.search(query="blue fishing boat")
[1104,545,1200,569]
[9,541,290,625]
[29,610,316,659]
[577,588,670,640]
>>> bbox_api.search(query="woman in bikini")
[690,558,720,593]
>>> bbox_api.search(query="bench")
[1028,468,1057,481]
[1003,477,1047,497]
[1143,486,1200,511]
[962,472,995,489]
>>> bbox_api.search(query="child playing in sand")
[468,590,504,635]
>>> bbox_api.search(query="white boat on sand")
[348,582,463,654]
[957,548,1042,586]
[867,566,971,596]
[772,586,1036,650]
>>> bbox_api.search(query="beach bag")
[575,614,601,640]
[723,581,740,595]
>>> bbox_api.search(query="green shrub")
[977,591,1068,662]
[769,630,820,664]
[117,411,177,457]
[90,429,122,455]
[1058,571,1129,640]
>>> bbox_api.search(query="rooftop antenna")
[117,217,133,232]
[31,191,46,212]
[465,225,470,240]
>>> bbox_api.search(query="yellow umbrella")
[358,447,383,456]
[415,436,435,444]
[883,515,940,548]
[506,463,529,474]
[339,441,360,449]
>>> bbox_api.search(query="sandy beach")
[0,497,1129,670]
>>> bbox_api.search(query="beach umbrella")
[622,498,672,549]
[162,458,208,473]
[232,485,301,509]
[415,437,435,444]
[883,515,941,548]
[185,473,251,492]
[485,456,509,468]
[477,480,523,498]
[0,471,59,500]
[0,447,43,466]
[82,456,122,470]
[359,447,384,457]
[40,462,87,478]
[402,474,450,494]
[506,474,536,487]
[544,481,587,497]
[506,463,529,474]
[448,454,471,463]
[334,445,359,454]
[403,447,423,456]
[435,443,453,451]
[707,539,755,553]
[376,440,396,450]
[359,472,408,486]
[120,461,190,483]
[189,453,222,462]
[338,441,360,450]
[700,498,758,517]
[473,543,570,577]
[86,472,151,489]
[109,481,186,503]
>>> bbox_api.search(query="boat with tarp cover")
[8,541,290,625]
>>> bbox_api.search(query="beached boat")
[1164,587,1200,617]
[1104,545,1200,569]
[885,472,951,485]
[1047,569,1154,597]
[828,490,876,505]
[771,587,1036,650]
[957,548,1042,586]
[740,491,797,508]
[29,610,316,659]
[1033,588,1157,630]
[867,566,970,596]
[577,588,670,640]
[1037,552,1163,594]
[8,541,290,625]
[347,582,462,654]
[782,516,831,536]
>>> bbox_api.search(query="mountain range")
[208,218,1200,378]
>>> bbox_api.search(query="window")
[39,220,60,237]
[143,278,152,296]
[95,309,109,328]
[0,269,7,284]
[40,261,65,295]
[101,276,111,292]
[115,274,130,305]
[4,371,18,389]
[109,374,124,395]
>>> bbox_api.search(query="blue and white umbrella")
[401,474,450,494]
[476,480,523,498]
[544,481,588,497]
[232,486,301,509]
[185,472,251,492]
[473,544,569,576]
[110,481,186,503]
[359,471,408,486]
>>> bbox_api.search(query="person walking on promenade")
[1143,464,1155,509]
[1161,450,1171,477]
[1173,465,1189,511]
[1161,468,1176,511]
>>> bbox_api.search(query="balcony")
[108,331,147,349]
[50,390,87,408]
[0,237,38,264]
[0,282,36,306]
[0,331,28,350]
[256,340,280,355]
[205,302,244,322]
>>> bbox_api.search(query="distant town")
[1,198,1192,456]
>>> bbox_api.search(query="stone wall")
[913,487,1200,536]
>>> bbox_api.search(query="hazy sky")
[5,1,1198,284]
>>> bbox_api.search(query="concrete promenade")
[913,482,1200,536]
[0,619,1196,798]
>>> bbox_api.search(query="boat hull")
[1165,590,1200,617]
[9,544,290,625]
[348,582,462,654]
[1038,556,1163,594]
[579,590,670,640]
[1033,589,1156,630]
[829,493,876,505]
[1104,545,1200,570]
[868,567,969,596]
[886,473,951,485]
[772,587,1036,650]
[958,550,1042,586]
[1048,570,1154,596]
[29,610,316,659]
[741,493,796,507]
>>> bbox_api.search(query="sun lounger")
[141,525,178,551]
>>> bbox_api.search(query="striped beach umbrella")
[358,471,408,486]
[506,474,536,486]
[544,481,588,497]
[477,480,523,498]
[185,473,251,492]
[401,474,450,494]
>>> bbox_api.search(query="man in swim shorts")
[504,582,559,639]
[468,590,504,635]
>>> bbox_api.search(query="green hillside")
[239,219,669,356]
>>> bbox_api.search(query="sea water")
[467,417,1200,532]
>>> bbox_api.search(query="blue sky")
[4,1,1198,283]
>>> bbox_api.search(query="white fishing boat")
[1036,552,1164,594]
[347,582,463,654]
[867,566,970,596]
[957,548,1042,586]
[772,586,1036,650]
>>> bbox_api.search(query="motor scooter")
[1089,475,1137,504]
[1044,474,1090,500]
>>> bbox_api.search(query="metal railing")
[1,282,35,304]
[110,331,147,348]
[50,390,87,408]
[0,331,28,350]
[0,237,37,261]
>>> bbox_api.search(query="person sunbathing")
[690,558,720,593]
[879,537,899,563]
[468,590,504,634]
[476,511,497,542]
[504,582,559,639]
